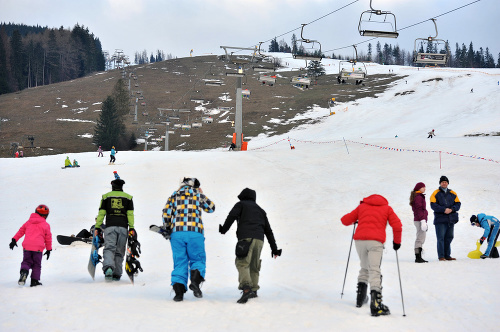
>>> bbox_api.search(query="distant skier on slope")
[9,204,52,287]
[427,129,435,138]
[97,146,104,157]
[109,146,117,164]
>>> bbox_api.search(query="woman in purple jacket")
[410,182,429,263]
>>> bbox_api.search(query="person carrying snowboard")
[470,214,500,259]
[162,177,215,301]
[9,204,52,287]
[410,182,429,263]
[219,188,281,304]
[341,194,402,316]
[94,177,136,281]
[110,146,116,164]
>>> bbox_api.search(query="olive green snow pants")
[235,238,264,291]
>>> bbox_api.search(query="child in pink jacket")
[9,205,53,287]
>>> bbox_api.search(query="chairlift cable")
[323,0,483,54]
[250,0,360,48]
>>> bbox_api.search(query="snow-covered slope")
[1,61,499,331]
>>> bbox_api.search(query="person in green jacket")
[94,178,135,281]
[64,156,73,168]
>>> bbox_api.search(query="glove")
[393,242,401,251]
[95,228,104,243]
[129,240,141,257]
[159,224,172,240]
[128,228,138,241]
[420,220,428,232]
[479,237,486,245]
[44,250,51,260]
[9,238,17,250]
[272,249,282,257]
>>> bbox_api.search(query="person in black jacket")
[219,188,281,304]
[95,178,136,281]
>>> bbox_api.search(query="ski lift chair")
[202,116,213,124]
[292,24,323,61]
[258,74,276,86]
[291,76,311,86]
[358,0,399,38]
[253,42,276,72]
[413,19,449,66]
[338,45,367,83]
[204,64,224,86]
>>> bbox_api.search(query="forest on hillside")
[0,23,105,95]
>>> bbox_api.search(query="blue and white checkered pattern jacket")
[162,186,215,235]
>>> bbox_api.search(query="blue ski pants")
[485,223,500,256]
[170,231,206,288]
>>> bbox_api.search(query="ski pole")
[341,222,356,298]
[395,251,406,317]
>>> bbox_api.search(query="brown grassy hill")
[0,55,401,158]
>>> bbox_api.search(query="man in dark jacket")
[430,175,461,261]
[219,188,281,304]
[95,178,135,281]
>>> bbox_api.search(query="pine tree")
[484,48,495,68]
[307,60,325,78]
[467,42,474,67]
[93,96,125,150]
[112,78,130,116]
[291,34,298,56]
[0,27,11,94]
[367,43,372,62]
[10,30,25,90]
[376,42,382,64]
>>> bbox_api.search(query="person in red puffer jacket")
[341,194,402,317]
[9,204,53,287]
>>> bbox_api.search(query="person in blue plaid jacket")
[162,177,215,301]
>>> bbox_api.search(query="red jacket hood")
[361,194,388,206]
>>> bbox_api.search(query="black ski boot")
[18,269,28,286]
[237,286,257,304]
[356,282,368,307]
[370,290,390,316]
[189,269,204,298]
[30,279,42,287]
[173,283,186,302]
[415,248,428,263]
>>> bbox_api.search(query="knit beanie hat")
[470,215,478,225]
[439,175,449,184]
[413,182,425,191]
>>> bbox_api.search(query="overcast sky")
[2,0,499,62]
